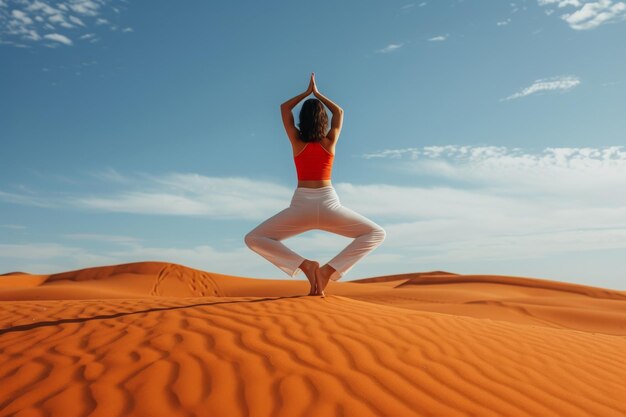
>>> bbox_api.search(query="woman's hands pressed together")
[279,71,341,116]
[306,72,319,96]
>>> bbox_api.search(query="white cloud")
[562,0,583,6]
[69,0,102,16]
[362,147,421,160]
[0,189,59,208]
[48,13,74,29]
[43,32,72,45]
[12,9,33,24]
[563,1,626,29]
[88,166,131,183]
[375,43,404,53]
[26,1,61,16]
[360,145,626,194]
[0,172,293,220]
[0,0,128,47]
[68,15,85,26]
[538,0,582,7]
[75,192,221,216]
[0,241,257,277]
[497,18,512,25]
[348,145,626,272]
[428,34,448,41]
[501,75,580,101]
[0,243,114,264]
[5,147,626,222]
[538,0,626,30]
[0,224,26,229]
[61,233,141,243]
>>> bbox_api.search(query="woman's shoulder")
[292,137,335,156]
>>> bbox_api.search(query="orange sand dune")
[1,261,626,417]
[350,271,458,286]
[396,273,626,300]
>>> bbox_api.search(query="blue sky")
[2,0,626,289]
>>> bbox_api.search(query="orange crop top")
[293,141,334,180]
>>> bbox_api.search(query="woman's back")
[294,140,335,181]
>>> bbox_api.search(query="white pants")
[244,185,386,281]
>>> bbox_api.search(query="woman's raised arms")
[279,74,315,144]
[280,73,343,144]
[310,73,343,143]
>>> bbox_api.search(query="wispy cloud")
[428,34,448,41]
[61,233,141,243]
[509,2,527,13]
[538,0,583,6]
[0,224,26,230]
[538,0,626,30]
[359,145,626,194]
[501,75,580,101]
[0,0,130,47]
[5,146,626,221]
[362,147,421,160]
[349,145,626,273]
[0,189,59,208]
[0,171,293,220]
[497,18,512,26]
[43,32,72,45]
[0,240,257,277]
[375,43,404,53]
[0,242,115,264]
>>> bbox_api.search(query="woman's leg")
[244,204,315,278]
[318,202,386,282]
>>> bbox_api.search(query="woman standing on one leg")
[244,73,386,296]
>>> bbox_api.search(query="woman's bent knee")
[244,232,257,249]
[372,226,386,243]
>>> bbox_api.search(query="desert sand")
[1,261,625,417]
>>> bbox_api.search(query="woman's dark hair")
[297,98,328,142]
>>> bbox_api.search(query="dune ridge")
[1,261,625,417]
[350,271,458,285]
[396,273,626,300]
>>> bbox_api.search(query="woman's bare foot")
[314,264,336,296]
[298,259,320,296]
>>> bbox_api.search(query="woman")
[244,73,386,296]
